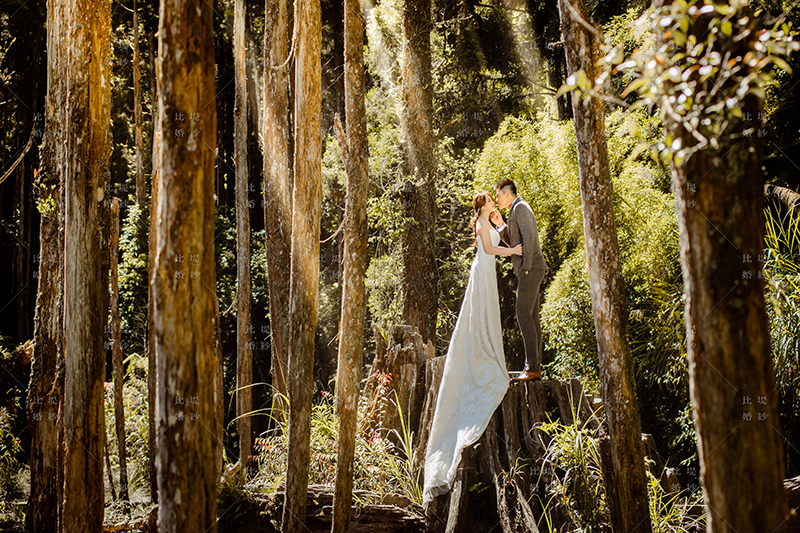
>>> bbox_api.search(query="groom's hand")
[490,209,503,227]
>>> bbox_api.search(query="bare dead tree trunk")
[110,198,129,501]
[153,0,219,529]
[26,2,65,524]
[557,0,651,531]
[400,0,438,345]
[134,0,145,204]
[330,0,370,525]
[234,0,253,480]
[61,0,112,529]
[282,0,321,529]
[263,0,293,417]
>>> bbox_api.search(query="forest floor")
[0,469,425,533]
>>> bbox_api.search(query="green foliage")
[538,415,705,532]
[103,355,152,500]
[540,417,608,530]
[252,379,422,504]
[763,206,800,474]
[0,339,26,483]
[645,467,705,533]
[118,201,150,357]
[596,0,800,164]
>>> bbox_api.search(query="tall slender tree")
[234,0,253,478]
[330,0,370,525]
[26,3,65,529]
[134,0,145,204]
[61,0,112,529]
[400,0,438,344]
[263,0,293,415]
[147,124,161,504]
[557,0,651,530]
[110,197,129,501]
[153,0,219,529]
[282,0,322,528]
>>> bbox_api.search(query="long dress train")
[422,227,509,504]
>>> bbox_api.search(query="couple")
[422,179,549,504]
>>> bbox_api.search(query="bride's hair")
[471,191,493,245]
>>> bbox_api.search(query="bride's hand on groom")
[512,244,523,256]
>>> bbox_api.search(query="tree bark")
[61,0,112,529]
[400,0,438,345]
[668,93,790,533]
[134,0,145,205]
[110,197,130,501]
[26,1,65,523]
[234,0,253,480]
[146,18,160,505]
[153,0,219,530]
[263,0,293,417]
[147,122,161,505]
[330,0,370,524]
[282,0,321,528]
[557,0,651,531]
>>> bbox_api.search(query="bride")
[422,191,522,504]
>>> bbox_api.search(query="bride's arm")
[477,221,522,256]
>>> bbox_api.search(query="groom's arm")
[497,224,510,246]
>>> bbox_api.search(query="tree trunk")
[147,122,161,504]
[263,0,293,418]
[544,1,569,120]
[146,17,160,505]
[668,95,790,533]
[153,0,219,530]
[214,281,224,475]
[61,0,112,529]
[134,0,145,205]
[557,0,651,531]
[110,197,130,501]
[234,0,253,480]
[400,0,438,345]
[282,0,321,528]
[330,0,370,524]
[26,1,64,522]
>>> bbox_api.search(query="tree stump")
[362,326,434,445]
[421,378,609,532]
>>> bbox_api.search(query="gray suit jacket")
[498,197,549,276]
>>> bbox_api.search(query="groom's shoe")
[511,370,541,383]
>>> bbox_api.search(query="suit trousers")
[516,268,546,373]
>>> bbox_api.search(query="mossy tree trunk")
[400,0,438,345]
[26,1,65,526]
[558,0,651,530]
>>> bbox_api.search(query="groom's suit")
[498,197,549,373]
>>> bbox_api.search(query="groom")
[491,179,549,383]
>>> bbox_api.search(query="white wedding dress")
[422,227,510,504]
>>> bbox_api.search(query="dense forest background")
[2,0,800,530]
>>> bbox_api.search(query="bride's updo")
[471,191,493,245]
